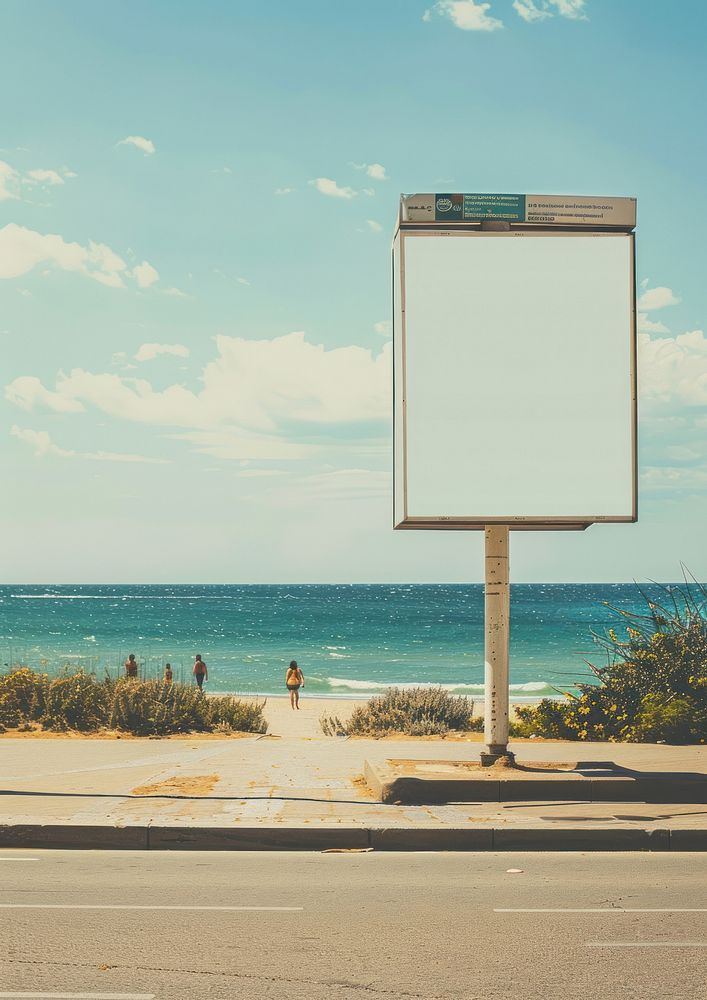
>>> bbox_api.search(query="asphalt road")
[0,850,705,999]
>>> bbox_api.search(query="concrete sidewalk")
[1,735,706,850]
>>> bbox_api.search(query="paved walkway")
[1,736,705,843]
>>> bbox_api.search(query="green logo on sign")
[435,194,463,221]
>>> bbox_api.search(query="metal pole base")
[483,526,511,764]
[480,748,516,768]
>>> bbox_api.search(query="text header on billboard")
[402,193,636,228]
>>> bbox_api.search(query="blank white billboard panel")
[393,231,636,528]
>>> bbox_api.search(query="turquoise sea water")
[0,583,684,699]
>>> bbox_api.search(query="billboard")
[393,201,637,530]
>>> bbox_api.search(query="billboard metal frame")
[393,224,638,531]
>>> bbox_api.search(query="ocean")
[0,583,676,700]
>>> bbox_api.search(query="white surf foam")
[325,678,553,694]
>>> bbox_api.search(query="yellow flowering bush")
[513,579,707,744]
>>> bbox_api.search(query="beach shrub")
[109,679,201,735]
[42,670,109,731]
[512,699,576,740]
[320,686,476,737]
[0,667,48,727]
[514,579,707,744]
[630,694,699,744]
[206,695,267,734]
[0,667,267,737]
[108,680,267,736]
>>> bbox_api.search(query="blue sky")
[1,0,706,583]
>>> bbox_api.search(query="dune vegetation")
[0,667,267,737]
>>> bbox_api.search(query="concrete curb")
[364,760,707,805]
[0,823,705,851]
[148,826,370,851]
[0,824,148,850]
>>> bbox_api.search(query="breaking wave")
[325,678,555,696]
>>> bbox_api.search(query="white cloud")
[641,465,707,493]
[427,0,504,31]
[118,135,155,155]
[237,276,251,286]
[639,330,707,405]
[373,320,392,336]
[11,426,72,458]
[0,223,128,288]
[274,187,294,195]
[552,0,587,17]
[132,260,160,289]
[26,168,64,186]
[6,332,392,462]
[0,224,163,291]
[676,329,707,355]
[366,220,383,233]
[638,313,670,335]
[352,162,388,180]
[134,343,190,362]
[513,0,551,20]
[1,161,75,200]
[163,287,188,298]
[310,177,357,200]
[6,376,85,413]
[638,285,680,311]
[0,161,19,201]
[513,0,587,19]
[366,163,387,180]
[11,425,167,463]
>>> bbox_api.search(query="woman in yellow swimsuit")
[285,659,304,710]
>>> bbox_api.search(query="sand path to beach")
[240,695,360,738]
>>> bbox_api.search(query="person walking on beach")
[164,663,173,684]
[124,653,138,679]
[193,654,208,691]
[285,659,304,710]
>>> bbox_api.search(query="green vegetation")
[513,579,707,744]
[0,667,267,736]
[320,686,481,737]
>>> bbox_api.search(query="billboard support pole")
[481,525,514,765]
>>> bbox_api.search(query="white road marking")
[588,942,707,948]
[0,858,39,862]
[0,993,155,999]
[495,908,707,913]
[0,904,301,912]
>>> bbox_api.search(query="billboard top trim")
[399,193,636,230]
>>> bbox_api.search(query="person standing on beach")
[285,659,304,710]
[164,663,173,684]
[124,653,138,679]
[193,654,207,691]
